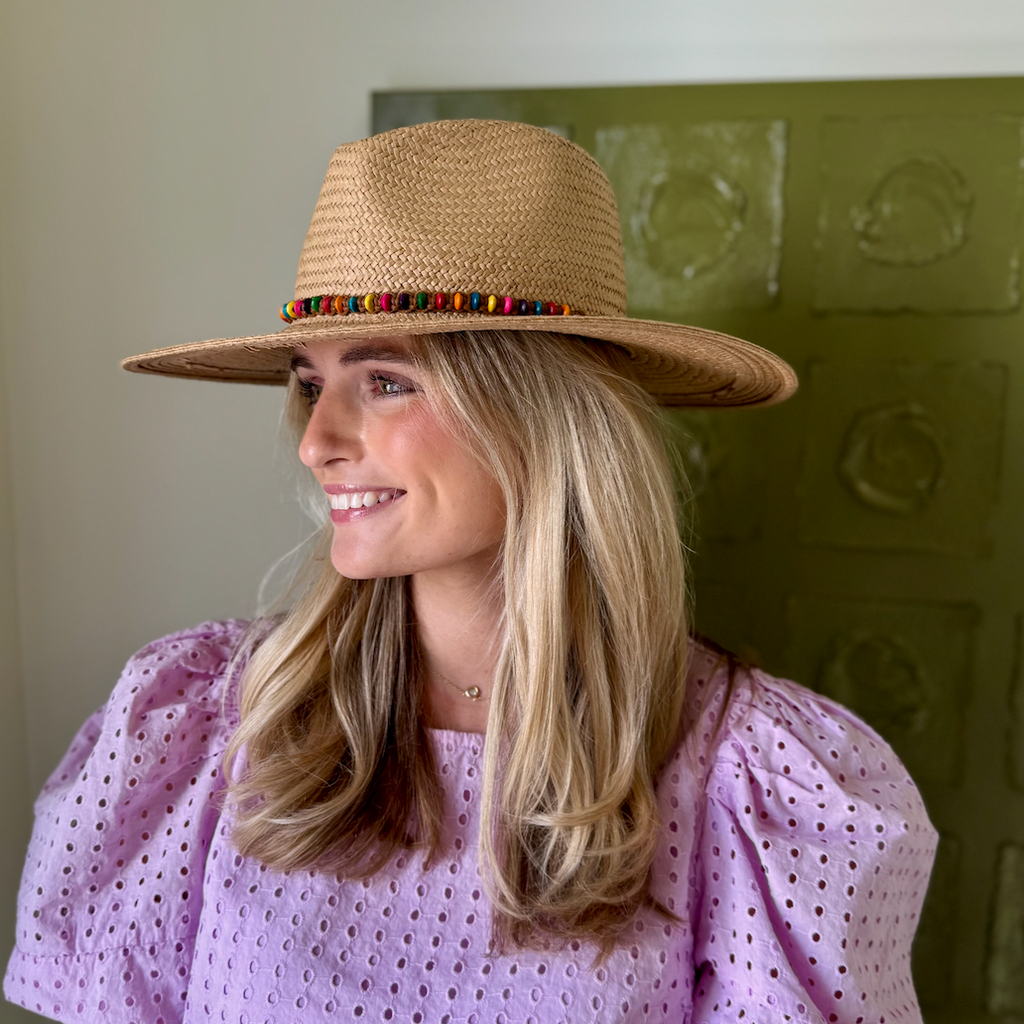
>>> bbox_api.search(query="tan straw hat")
[123,119,797,407]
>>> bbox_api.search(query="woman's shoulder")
[677,641,937,1022]
[39,618,250,801]
[120,617,250,687]
[111,618,250,716]
[128,616,250,656]
[6,619,254,1012]
[680,635,935,838]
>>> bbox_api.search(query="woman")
[5,120,936,1023]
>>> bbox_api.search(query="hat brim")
[122,313,797,408]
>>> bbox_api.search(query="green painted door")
[374,78,1024,1023]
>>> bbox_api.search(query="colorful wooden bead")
[279,288,577,321]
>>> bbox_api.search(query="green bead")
[416,291,428,309]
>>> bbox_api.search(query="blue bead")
[533,300,543,315]
[348,296,360,313]
[470,292,481,310]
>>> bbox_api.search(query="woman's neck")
[410,568,502,734]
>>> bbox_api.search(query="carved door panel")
[374,79,1024,1023]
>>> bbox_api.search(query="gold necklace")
[434,670,487,702]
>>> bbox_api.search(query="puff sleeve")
[4,621,246,1024]
[691,666,937,1024]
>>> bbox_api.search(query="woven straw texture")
[123,120,797,408]
[296,121,626,316]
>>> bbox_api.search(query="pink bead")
[502,296,514,315]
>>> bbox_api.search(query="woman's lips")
[326,488,405,522]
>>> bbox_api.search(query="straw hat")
[122,119,797,407]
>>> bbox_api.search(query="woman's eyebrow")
[290,345,412,372]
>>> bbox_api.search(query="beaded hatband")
[280,290,574,324]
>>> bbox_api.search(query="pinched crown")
[292,120,627,319]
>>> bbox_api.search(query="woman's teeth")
[329,490,397,511]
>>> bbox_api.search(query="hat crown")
[294,120,627,316]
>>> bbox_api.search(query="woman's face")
[292,336,506,586]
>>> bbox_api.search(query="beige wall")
[2,0,1023,1018]
[0,336,31,1024]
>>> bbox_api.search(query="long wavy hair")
[225,329,690,952]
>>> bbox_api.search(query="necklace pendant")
[464,686,481,700]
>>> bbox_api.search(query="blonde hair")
[225,329,690,951]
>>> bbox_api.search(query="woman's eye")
[296,378,322,406]
[369,373,411,397]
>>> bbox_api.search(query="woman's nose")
[298,393,362,470]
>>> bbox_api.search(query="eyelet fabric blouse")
[5,620,937,1023]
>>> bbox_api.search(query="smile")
[328,490,401,511]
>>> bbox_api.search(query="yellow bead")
[487,294,498,313]
[364,293,376,313]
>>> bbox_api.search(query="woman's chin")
[330,559,392,581]
[329,545,407,581]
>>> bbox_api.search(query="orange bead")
[453,292,464,310]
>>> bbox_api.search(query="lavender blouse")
[5,621,936,1023]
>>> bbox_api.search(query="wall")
[2,1,1023,1019]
